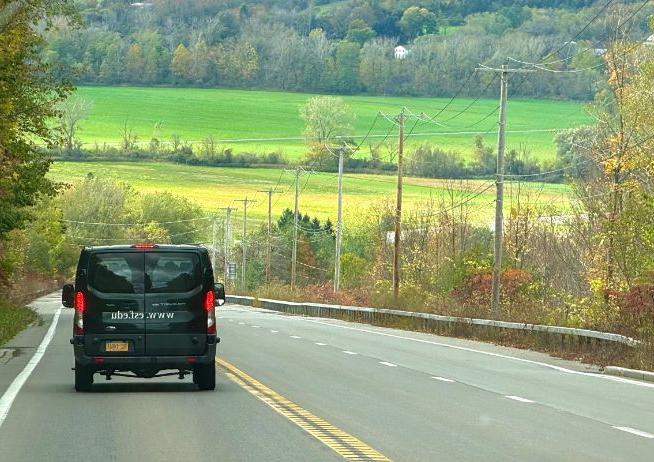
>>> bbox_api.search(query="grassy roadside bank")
[0,302,38,347]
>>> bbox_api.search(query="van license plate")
[105,341,129,352]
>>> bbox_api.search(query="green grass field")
[74,86,592,161]
[49,161,572,227]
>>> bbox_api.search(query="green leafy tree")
[0,1,76,251]
[345,19,376,45]
[398,7,438,40]
[332,41,361,93]
[134,192,205,244]
[300,96,355,145]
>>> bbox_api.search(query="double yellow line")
[216,358,391,461]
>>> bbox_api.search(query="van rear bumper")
[71,335,218,370]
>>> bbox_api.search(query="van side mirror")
[62,284,75,308]
[214,283,226,306]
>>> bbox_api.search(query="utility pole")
[393,108,405,303]
[283,166,312,291]
[219,206,236,286]
[491,65,509,317]
[211,216,217,271]
[235,197,255,290]
[334,145,345,293]
[291,168,301,291]
[478,63,533,316]
[258,188,279,285]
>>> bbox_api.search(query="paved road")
[1,293,653,461]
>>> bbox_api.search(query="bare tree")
[121,119,138,152]
[57,96,93,151]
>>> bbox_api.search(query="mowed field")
[49,161,572,226]
[74,86,592,161]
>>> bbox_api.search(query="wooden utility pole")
[288,167,302,291]
[491,65,509,317]
[393,108,405,303]
[334,146,345,293]
[219,206,236,286]
[211,216,217,272]
[235,197,255,290]
[477,64,534,317]
[258,188,279,285]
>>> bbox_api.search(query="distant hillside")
[46,0,653,99]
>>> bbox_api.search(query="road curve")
[1,293,653,461]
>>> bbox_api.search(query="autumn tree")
[170,43,192,83]
[570,40,654,297]
[0,1,76,247]
[215,39,259,85]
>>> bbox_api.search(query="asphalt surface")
[1,292,653,461]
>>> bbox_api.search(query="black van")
[62,244,225,392]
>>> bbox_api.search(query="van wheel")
[75,363,93,392]
[194,362,215,390]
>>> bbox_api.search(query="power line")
[508,0,649,71]
[61,216,213,226]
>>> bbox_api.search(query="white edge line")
[301,318,654,389]
[0,306,62,427]
[432,376,455,383]
[612,426,654,439]
[505,395,535,403]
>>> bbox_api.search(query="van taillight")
[205,291,216,334]
[74,291,85,335]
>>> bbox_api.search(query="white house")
[645,34,654,46]
[394,45,408,60]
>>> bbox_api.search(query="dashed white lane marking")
[505,395,535,403]
[252,325,260,328]
[270,330,279,333]
[612,426,654,439]
[432,376,455,383]
[379,361,397,367]
[0,306,62,428]
[290,335,302,339]
[302,318,654,389]
[342,350,358,355]
[238,322,245,325]
[315,342,327,346]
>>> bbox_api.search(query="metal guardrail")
[225,295,639,347]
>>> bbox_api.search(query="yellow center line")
[216,357,392,462]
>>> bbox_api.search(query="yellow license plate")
[105,341,129,352]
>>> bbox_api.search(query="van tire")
[194,362,215,390]
[75,364,93,392]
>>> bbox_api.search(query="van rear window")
[145,253,201,293]
[88,253,144,294]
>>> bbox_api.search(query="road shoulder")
[0,292,61,399]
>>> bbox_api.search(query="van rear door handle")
[105,325,117,331]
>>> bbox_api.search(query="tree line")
[44,1,654,99]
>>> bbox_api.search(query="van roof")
[83,244,207,252]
